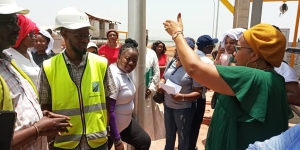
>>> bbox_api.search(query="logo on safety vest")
[92,81,100,92]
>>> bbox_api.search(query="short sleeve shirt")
[109,63,135,132]
[275,61,298,83]
[98,44,121,65]
[163,61,202,109]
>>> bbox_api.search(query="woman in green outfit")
[162,14,292,150]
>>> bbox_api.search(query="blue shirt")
[163,60,202,109]
[247,124,300,150]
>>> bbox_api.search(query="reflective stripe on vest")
[55,130,107,143]
[52,103,106,116]
[43,53,108,149]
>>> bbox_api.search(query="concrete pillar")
[233,0,250,28]
[128,0,146,125]
[250,0,263,27]
[128,1,146,149]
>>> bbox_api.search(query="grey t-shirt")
[163,60,202,109]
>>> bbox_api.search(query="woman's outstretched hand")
[163,13,183,36]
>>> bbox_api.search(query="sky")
[16,0,300,42]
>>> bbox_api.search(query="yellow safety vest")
[43,53,108,149]
[0,75,13,111]
[0,60,37,111]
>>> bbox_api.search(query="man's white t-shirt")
[196,50,214,98]
[196,50,214,65]
[275,62,298,83]
[109,63,136,132]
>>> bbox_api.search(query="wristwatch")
[113,138,122,146]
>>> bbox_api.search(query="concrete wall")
[285,42,300,78]
[233,0,250,28]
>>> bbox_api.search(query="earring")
[246,61,250,67]
[246,61,258,69]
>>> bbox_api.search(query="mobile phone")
[0,111,16,150]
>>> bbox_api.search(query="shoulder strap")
[167,58,176,70]
[282,60,289,65]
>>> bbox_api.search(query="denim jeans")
[188,98,206,150]
[164,103,196,150]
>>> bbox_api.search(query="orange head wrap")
[243,24,286,67]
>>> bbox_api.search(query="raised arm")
[163,13,234,96]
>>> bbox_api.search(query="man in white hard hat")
[38,7,116,150]
[0,0,72,150]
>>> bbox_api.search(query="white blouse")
[4,48,40,87]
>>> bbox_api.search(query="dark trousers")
[108,118,151,150]
[188,97,206,150]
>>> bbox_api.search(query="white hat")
[87,42,98,49]
[221,28,246,48]
[0,0,29,14]
[31,30,54,55]
[54,7,94,31]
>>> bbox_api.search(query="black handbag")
[153,92,164,104]
[211,92,218,109]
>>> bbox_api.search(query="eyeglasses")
[234,45,252,52]
[28,32,36,39]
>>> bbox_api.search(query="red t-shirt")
[98,44,121,65]
[158,54,168,78]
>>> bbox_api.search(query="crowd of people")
[0,0,300,150]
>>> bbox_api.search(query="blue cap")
[185,37,195,50]
[196,35,218,48]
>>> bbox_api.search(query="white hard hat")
[87,42,98,49]
[0,0,29,14]
[54,7,94,31]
